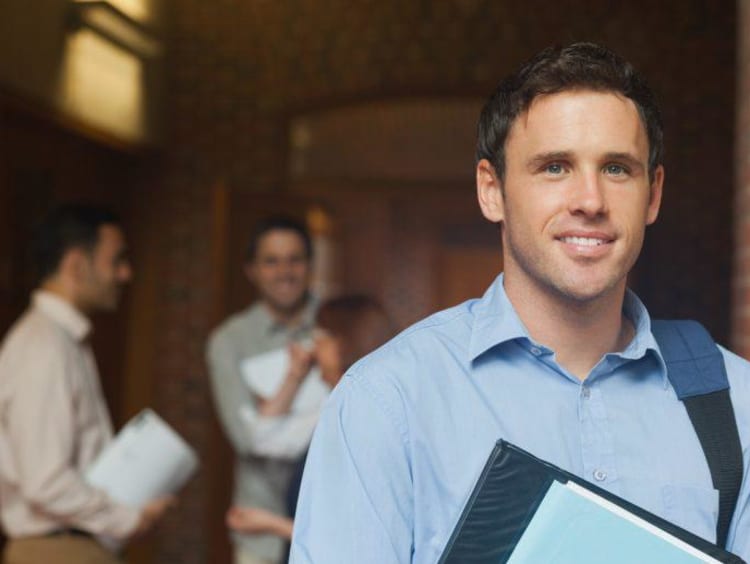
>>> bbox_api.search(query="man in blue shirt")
[290,43,750,563]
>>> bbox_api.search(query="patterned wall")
[134,1,737,561]
[734,0,750,355]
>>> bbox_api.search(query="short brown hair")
[245,216,313,262]
[476,42,663,182]
[33,204,121,284]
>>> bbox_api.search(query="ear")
[476,159,505,223]
[60,248,89,282]
[645,165,664,225]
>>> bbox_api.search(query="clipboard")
[439,440,745,564]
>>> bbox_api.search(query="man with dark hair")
[245,217,314,265]
[290,43,750,562]
[206,216,323,564]
[0,204,173,564]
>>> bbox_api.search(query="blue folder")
[438,441,745,564]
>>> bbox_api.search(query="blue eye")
[546,163,564,174]
[605,164,627,175]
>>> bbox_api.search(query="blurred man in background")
[207,216,324,564]
[0,204,173,564]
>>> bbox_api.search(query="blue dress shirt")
[290,275,750,563]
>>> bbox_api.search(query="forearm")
[257,343,313,416]
[207,338,315,458]
[256,372,305,416]
[246,409,319,459]
[19,460,140,539]
[227,506,294,540]
[251,513,293,540]
[270,515,294,540]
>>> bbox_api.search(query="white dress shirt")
[0,291,139,540]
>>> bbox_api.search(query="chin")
[554,277,623,304]
[96,296,121,312]
[273,294,308,312]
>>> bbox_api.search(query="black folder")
[438,440,745,563]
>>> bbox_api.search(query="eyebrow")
[602,152,645,172]
[526,151,572,171]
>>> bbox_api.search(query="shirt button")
[593,469,607,482]
[530,347,542,356]
[582,387,591,399]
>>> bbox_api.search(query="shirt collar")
[468,274,668,385]
[32,290,92,342]
[261,294,319,336]
[620,290,669,388]
[468,274,530,360]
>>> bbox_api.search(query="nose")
[569,169,608,217]
[279,257,305,276]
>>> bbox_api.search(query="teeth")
[561,236,606,246]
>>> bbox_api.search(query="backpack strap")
[651,319,743,548]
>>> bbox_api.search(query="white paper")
[86,409,199,508]
[508,480,720,564]
[240,347,329,412]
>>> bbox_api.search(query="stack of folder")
[439,441,745,563]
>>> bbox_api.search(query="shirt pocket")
[662,483,718,543]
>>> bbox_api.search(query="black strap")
[683,391,744,548]
[652,320,744,548]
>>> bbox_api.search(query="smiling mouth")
[559,236,610,246]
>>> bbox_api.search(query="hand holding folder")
[439,441,745,564]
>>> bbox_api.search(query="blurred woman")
[226,295,394,542]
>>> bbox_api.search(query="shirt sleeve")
[206,330,313,459]
[206,330,258,457]
[723,347,750,560]
[7,343,139,540]
[290,375,414,563]
[726,447,750,560]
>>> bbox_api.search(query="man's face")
[477,90,663,305]
[77,224,132,313]
[246,229,311,316]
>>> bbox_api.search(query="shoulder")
[718,346,750,447]
[720,345,750,379]
[333,299,479,413]
[0,308,67,360]
[354,299,476,375]
[721,346,750,401]
[0,309,73,394]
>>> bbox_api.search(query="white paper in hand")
[86,409,199,508]
[240,347,329,412]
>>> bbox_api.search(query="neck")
[264,296,309,327]
[503,276,633,380]
[40,279,84,314]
